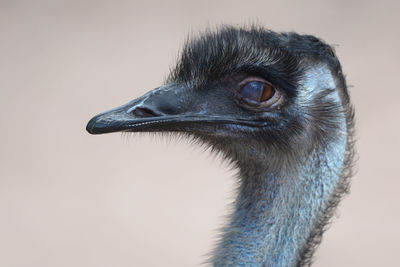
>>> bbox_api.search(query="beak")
[86,84,266,135]
[86,84,186,134]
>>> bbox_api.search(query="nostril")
[131,107,160,117]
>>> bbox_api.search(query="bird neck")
[212,136,347,266]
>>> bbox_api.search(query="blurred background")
[1,0,399,266]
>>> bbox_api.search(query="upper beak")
[86,84,187,135]
[86,101,147,134]
[86,84,267,135]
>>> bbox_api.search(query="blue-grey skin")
[87,26,355,266]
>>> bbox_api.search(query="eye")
[240,81,275,102]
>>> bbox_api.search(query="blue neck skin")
[212,136,346,266]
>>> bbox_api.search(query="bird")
[86,26,355,267]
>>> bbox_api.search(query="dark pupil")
[240,81,265,102]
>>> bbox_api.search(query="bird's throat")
[212,135,347,266]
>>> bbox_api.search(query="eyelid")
[238,77,273,88]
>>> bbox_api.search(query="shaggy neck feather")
[212,134,347,266]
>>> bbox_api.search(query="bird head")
[86,26,348,167]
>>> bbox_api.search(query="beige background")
[1,0,399,266]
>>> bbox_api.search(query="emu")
[86,26,355,266]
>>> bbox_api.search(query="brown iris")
[261,83,274,101]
